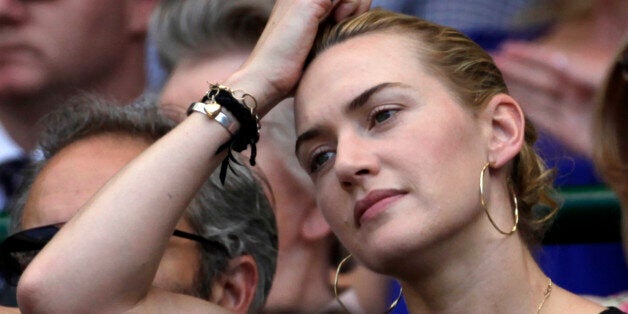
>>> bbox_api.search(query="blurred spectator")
[0,0,157,211]
[588,40,628,312]
[493,0,628,185]
[593,41,628,265]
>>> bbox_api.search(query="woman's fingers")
[333,0,372,21]
[231,0,371,115]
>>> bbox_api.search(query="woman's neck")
[397,228,549,313]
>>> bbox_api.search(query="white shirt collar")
[0,124,24,164]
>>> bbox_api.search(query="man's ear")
[301,205,331,241]
[210,255,258,314]
[484,93,525,168]
[126,0,158,37]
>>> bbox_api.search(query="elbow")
[17,264,59,313]
[16,277,40,313]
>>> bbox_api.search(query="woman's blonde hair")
[309,9,558,246]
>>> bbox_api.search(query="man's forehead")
[21,134,150,228]
[21,172,98,229]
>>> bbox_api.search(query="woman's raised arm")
[16,1,370,313]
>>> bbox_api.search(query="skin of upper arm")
[0,306,20,314]
[126,287,233,314]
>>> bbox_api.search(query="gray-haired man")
[0,96,276,313]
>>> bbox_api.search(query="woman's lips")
[354,189,406,226]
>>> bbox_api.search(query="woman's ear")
[210,255,258,314]
[484,93,525,168]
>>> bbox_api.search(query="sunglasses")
[0,224,229,286]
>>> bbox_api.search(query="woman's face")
[294,32,490,273]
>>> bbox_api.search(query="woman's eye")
[310,151,335,173]
[374,110,394,123]
[368,107,399,128]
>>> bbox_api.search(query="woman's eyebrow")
[295,128,321,156]
[295,82,409,155]
[345,82,406,113]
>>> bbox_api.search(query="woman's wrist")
[223,67,288,118]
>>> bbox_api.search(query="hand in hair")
[224,0,371,117]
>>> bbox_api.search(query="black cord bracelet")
[201,85,260,184]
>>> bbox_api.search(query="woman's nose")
[333,134,379,189]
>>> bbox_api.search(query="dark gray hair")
[9,94,172,233]
[188,163,276,311]
[151,0,274,73]
[8,95,277,312]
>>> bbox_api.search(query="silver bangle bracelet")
[187,101,240,135]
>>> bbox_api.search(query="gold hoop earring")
[480,162,519,235]
[334,254,403,313]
